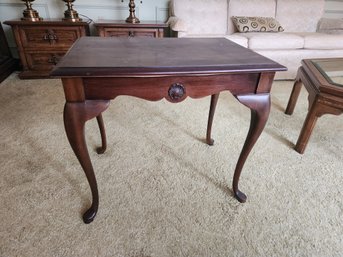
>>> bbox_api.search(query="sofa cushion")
[232,16,284,32]
[228,0,277,34]
[224,34,248,47]
[318,18,343,31]
[235,32,304,50]
[171,0,228,35]
[166,16,187,32]
[276,0,325,32]
[296,32,343,50]
[175,34,248,48]
[317,18,343,34]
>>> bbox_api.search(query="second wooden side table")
[94,20,169,38]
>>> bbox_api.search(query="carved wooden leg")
[96,114,107,154]
[285,70,302,115]
[206,93,220,145]
[294,100,319,154]
[295,98,343,154]
[64,100,110,224]
[233,94,271,203]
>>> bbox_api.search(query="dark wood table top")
[51,37,286,77]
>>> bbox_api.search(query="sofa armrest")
[317,18,343,33]
[166,16,187,33]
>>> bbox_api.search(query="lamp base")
[126,16,140,23]
[63,9,82,22]
[22,9,42,21]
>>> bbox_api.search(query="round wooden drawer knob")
[168,83,185,101]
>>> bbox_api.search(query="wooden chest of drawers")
[94,20,169,38]
[4,19,90,79]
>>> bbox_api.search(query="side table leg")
[96,114,107,154]
[233,94,271,203]
[294,100,319,154]
[206,93,220,145]
[285,80,302,115]
[64,100,110,224]
[285,70,302,115]
[295,99,343,154]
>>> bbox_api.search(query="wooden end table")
[285,58,343,154]
[94,20,168,38]
[51,37,286,223]
[3,19,90,79]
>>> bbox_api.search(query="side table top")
[51,37,286,77]
[94,20,168,28]
[302,58,343,96]
[3,18,91,26]
[311,58,343,87]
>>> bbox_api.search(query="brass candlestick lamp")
[21,0,42,21]
[62,0,82,22]
[126,0,140,23]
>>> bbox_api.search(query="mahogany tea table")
[51,37,286,223]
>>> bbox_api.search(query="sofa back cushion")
[171,0,228,35]
[228,0,277,34]
[276,0,325,32]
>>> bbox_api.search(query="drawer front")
[103,28,160,38]
[19,26,85,48]
[25,51,66,71]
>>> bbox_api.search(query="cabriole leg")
[64,100,110,223]
[233,94,271,203]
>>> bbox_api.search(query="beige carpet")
[0,72,342,257]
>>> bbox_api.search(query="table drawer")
[102,28,161,38]
[25,51,66,70]
[19,26,85,48]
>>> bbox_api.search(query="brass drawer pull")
[48,55,60,65]
[43,29,58,44]
[128,31,135,37]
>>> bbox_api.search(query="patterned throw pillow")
[232,16,284,32]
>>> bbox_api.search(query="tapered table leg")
[64,100,110,223]
[285,71,303,115]
[206,93,220,145]
[96,114,107,154]
[294,101,320,154]
[233,94,271,203]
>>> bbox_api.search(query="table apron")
[82,73,261,102]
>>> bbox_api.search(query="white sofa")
[167,0,343,80]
